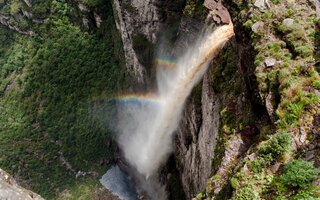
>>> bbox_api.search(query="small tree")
[259,131,292,159]
[280,159,320,188]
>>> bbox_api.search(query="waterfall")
[115,23,234,199]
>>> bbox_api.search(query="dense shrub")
[291,189,320,200]
[183,0,205,17]
[77,0,103,6]
[233,184,261,200]
[23,18,121,168]
[280,160,319,188]
[259,131,292,159]
[249,155,273,173]
[0,0,126,198]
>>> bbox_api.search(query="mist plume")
[116,23,234,196]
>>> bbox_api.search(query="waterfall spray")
[116,23,234,198]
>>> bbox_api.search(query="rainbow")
[111,94,162,106]
[155,58,177,68]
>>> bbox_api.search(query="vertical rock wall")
[113,1,242,199]
[112,0,184,83]
[174,67,220,199]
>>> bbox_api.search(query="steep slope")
[1,0,319,199]
[113,0,320,199]
[0,168,43,200]
[194,0,320,199]
[0,0,127,198]
[112,0,185,85]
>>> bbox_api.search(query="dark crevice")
[234,29,271,129]
[160,155,186,200]
[273,30,299,59]
[314,21,320,72]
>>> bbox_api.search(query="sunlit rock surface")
[0,168,43,200]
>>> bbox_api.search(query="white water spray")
[117,23,234,189]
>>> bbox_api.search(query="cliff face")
[113,0,253,198]
[174,66,220,199]
[194,0,320,199]
[113,0,230,198]
[112,0,184,84]
[169,15,220,199]
[114,0,320,199]
[172,23,264,198]
[1,0,318,199]
[0,168,43,200]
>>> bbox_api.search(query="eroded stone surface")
[254,0,266,9]
[204,0,231,24]
[0,169,43,200]
[174,66,220,199]
[0,13,34,35]
[270,162,282,173]
[283,18,294,26]
[252,21,265,33]
[264,57,276,67]
[113,0,183,84]
[78,3,88,12]
[23,0,32,7]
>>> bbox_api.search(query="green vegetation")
[258,131,292,159]
[278,23,313,58]
[248,155,272,173]
[211,47,240,95]
[183,0,206,17]
[195,0,320,199]
[210,46,249,174]
[0,0,128,198]
[280,160,319,188]
[232,183,261,200]
[59,169,112,200]
[270,0,280,3]
[291,188,320,200]
[76,0,103,7]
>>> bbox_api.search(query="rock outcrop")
[169,13,221,199]
[113,0,242,198]
[174,67,220,199]
[112,0,184,83]
[0,168,43,200]
[0,14,34,35]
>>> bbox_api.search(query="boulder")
[23,0,32,7]
[282,18,294,26]
[254,0,265,9]
[270,162,282,173]
[204,0,231,24]
[264,57,276,67]
[305,150,315,161]
[78,3,88,12]
[251,21,264,33]
[13,13,22,22]
[94,12,102,28]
